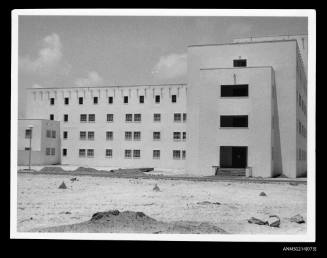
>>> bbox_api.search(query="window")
[88,131,95,140]
[25,147,30,151]
[50,114,54,120]
[106,114,113,122]
[87,149,94,157]
[153,131,161,140]
[133,149,140,158]
[134,114,141,122]
[153,150,160,159]
[173,150,181,160]
[124,96,128,104]
[80,131,86,140]
[221,84,249,97]
[233,59,247,67]
[182,132,186,141]
[139,95,144,104]
[125,114,133,122]
[25,129,32,139]
[46,130,51,138]
[50,98,55,105]
[108,96,113,104]
[155,95,160,103]
[63,148,67,156]
[220,115,248,128]
[172,95,177,103]
[89,114,95,122]
[64,114,68,122]
[106,131,113,140]
[51,130,56,138]
[174,113,181,122]
[63,131,68,139]
[93,97,98,104]
[173,132,181,141]
[105,149,112,158]
[46,148,51,156]
[79,97,83,105]
[182,150,186,160]
[125,131,132,141]
[125,149,132,158]
[64,97,69,105]
[80,114,87,122]
[154,113,161,122]
[183,113,187,122]
[51,148,55,155]
[134,131,141,141]
[79,149,86,157]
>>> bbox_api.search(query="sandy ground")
[17,174,307,234]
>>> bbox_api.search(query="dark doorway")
[220,146,247,168]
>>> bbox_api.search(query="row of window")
[68,149,186,160]
[50,94,180,106]
[297,120,307,138]
[50,113,187,123]
[64,131,187,141]
[297,148,307,161]
[297,91,307,116]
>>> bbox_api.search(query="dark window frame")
[233,59,247,67]
[220,115,249,128]
[221,84,249,97]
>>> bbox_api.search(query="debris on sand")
[259,192,267,196]
[70,177,78,182]
[289,182,299,186]
[32,210,226,234]
[290,214,305,224]
[58,181,67,189]
[248,217,268,225]
[153,184,160,192]
[59,211,72,215]
[267,215,280,227]
[197,201,221,205]
[40,167,65,173]
[74,167,99,173]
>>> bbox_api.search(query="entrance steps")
[215,168,246,177]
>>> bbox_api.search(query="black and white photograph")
[10,9,316,243]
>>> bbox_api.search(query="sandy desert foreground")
[17,174,306,234]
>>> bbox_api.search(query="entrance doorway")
[220,146,247,168]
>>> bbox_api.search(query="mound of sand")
[39,167,65,173]
[31,210,226,234]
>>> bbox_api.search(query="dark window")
[64,97,69,105]
[87,149,94,157]
[80,131,86,140]
[126,114,133,122]
[153,131,160,140]
[25,129,32,139]
[93,97,98,104]
[220,115,248,128]
[79,149,86,157]
[221,84,249,97]
[174,113,181,122]
[134,131,141,140]
[88,131,95,140]
[46,130,51,138]
[25,147,30,151]
[106,131,113,140]
[155,95,160,103]
[154,113,161,122]
[134,114,141,122]
[172,95,177,103]
[79,97,83,105]
[80,114,87,122]
[233,59,247,67]
[51,130,56,138]
[106,149,112,158]
[183,113,187,122]
[153,150,160,159]
[107,114,113,122]
[124,96,128,104]
[50,114,54,120]
[108,96,113,104]
[64,114,68,122]
[50,98,55,105]
[63,131,68,139]
[63,149,67,156]
[133,150,140,158]
[89,114,95,122]
[139,95,144,103]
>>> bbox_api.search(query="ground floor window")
[182,150,186,159]
[87,149,94,157]
[173,150,181,159]
[63,148,67,156]
[133,150,141,158]
[125,149,132,158]
[46,148,51,156]
[153,150,160,159]
[79,149,86,157]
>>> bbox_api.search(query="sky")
[17,15,308,118]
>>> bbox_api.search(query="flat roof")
[188,39,298,48]
[233,33,308,40]
[200,66,273,71]
[27,83,187,90]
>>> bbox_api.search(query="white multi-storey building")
[19,35,308,178]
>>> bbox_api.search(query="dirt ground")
[17,174,307,234]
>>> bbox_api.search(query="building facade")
[20,35,307,178]
[18,119,60,165]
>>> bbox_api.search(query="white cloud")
[19,33,70,76]
[74,71,104,87]
[152,53,187,80]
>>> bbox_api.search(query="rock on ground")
[290,214,305,224]
[248,217,268,225]
[267,215,280,227]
